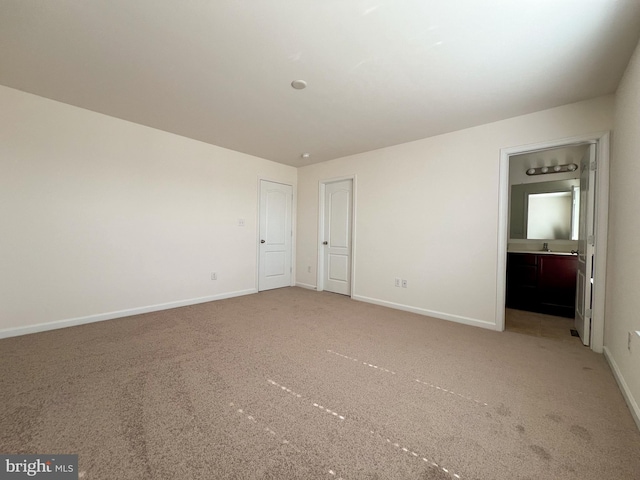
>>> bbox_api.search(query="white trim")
[603,347,640,432]
[316,182,325,292]
[295,282,317,290]
[496,144,510,333]
[351,176,358,297]
[591,133,610,353]
[0,289,257,339]
[497,131,610,353]
[317,175,357,297]
[291,181,298,288]
[353,295,497,331]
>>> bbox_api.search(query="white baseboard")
[603,346,640,431]
[352,294,497,331]
[0,289,257,339]
[295,282,317,290]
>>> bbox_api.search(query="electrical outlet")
[238,218,245,227]
[307,266,312,273]
[211,272,217,280]
[402,279,408,288]
[395,278,401,287]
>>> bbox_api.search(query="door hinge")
[587,234,595,245]
[585,308,592,318]
[590,160,597,171]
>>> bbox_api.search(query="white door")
[258,180,292,291]
[322,180,352,295]
[575,144,596,345]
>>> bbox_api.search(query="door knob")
[322,241,328,245]
[260,239,266,244]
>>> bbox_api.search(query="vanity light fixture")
[526,163,579,176]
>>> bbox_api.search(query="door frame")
[496,132,610,353]
[256,177,296,292]
[316,175,357,296]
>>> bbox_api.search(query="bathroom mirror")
[509,179,580,240]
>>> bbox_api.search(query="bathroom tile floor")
[505,308,583,344]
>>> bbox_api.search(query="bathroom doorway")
[496,132,610,353]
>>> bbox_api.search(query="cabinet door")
[506,254,538,310]
[538,255,578,317]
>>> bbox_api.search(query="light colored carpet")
[1,287,638,479]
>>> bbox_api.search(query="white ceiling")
[1,1,639,167]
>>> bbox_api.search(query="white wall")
[605,38,640,428]
[0,85,296,336]
[297,95,614,329]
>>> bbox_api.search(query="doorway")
[317,177,355,296]
[258,180,293,291]
[497,132,610,353]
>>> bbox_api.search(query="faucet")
[542,242,549,252]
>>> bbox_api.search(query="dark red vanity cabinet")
[506,253,578,318]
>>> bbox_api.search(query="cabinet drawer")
[508,253,538,266]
